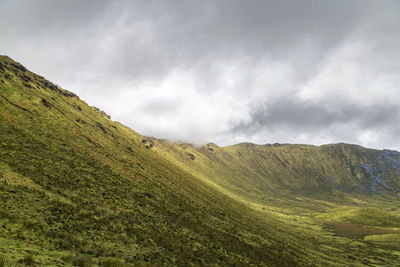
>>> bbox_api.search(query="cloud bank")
[1,0,400,149]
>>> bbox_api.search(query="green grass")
[1,55,400,266]
[346,208,400,227]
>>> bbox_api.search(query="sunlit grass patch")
[323,221,400,239]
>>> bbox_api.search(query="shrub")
[20,254,35,266]
[99,258,126,267]
[72,254,93,267]
[61,254,74,264]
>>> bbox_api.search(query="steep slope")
[0,56,399,266]
[151,140,400,209]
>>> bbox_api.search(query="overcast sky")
[1,1,400,149]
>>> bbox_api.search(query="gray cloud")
[1,0,399,149]
[237,97,400,136]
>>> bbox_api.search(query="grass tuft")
[72,254,94,267]
[0,256,6,267]
[19,254,35,266]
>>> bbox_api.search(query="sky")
[1,0,400,150]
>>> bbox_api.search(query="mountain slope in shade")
[0,55,399,266]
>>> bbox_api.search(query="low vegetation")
[1,55,400,265]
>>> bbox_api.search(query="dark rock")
[41,79,76,97]
[363,259,370,264]
[60,90,77,98]
[91,106,100,112]
[143,192,153,198]
[23,83,32,89]
[21,75,32,83]
[95,122,107,134]
[41,98,51,108]
[10,63,27,72]
[99,110,111,119]
[208,148,214,151]
[76,118,86,124]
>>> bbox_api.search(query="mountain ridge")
[2,55,397,153]
[1,55,400,266]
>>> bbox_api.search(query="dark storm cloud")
[1,0,399,149]
[238,98,400,133]
[0,0,371,83]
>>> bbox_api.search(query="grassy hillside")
[152,139,399,209]
[0,55,399,266]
